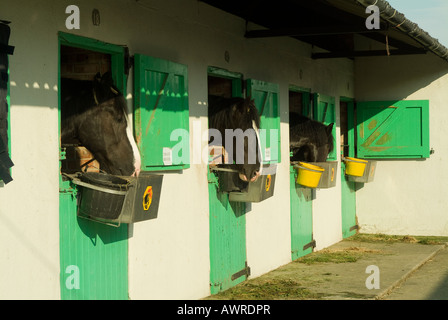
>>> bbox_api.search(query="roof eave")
[355,0,448,61]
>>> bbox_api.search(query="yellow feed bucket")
[296,162,325,188]
[344,157,368,177]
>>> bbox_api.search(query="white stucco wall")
[355,53,448,236]
[0,0,355,299]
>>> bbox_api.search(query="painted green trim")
[58,32,125,94]
[289,85,312,118]
[341,97,355,158]
[289,85,311,93]
[6,64,10,159]
[207,67,243,98]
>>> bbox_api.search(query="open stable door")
[134,54,190,171]
[357,100,430,159]
[340,98,357,238]
[290,166,314,260]
[340,99,430,238]
[208,69,248,294]
[246,79,280,164]
[58,33,128,300]
[289,87,315,259]
[314,93,337,161]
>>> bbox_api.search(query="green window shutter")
[134,54,189,170]
[0,35,12,184]
[246,79,281,164]
[357,100,430,159]
[313,93,337,161]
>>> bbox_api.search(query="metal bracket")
[303,239,316,251]
[59,148,67,161]
[231,261,251,281]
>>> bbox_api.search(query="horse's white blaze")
[236,121,262,182]
[253,120,262,179]
[125,117,141,176]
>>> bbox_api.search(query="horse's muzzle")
[239,170,260,183]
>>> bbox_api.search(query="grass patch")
[296,247,382,265]
[208,279,323,300]
[349,233,448,245]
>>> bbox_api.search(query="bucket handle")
[294,165,324,174]
[70,178,128,195]
[343,157,368,164]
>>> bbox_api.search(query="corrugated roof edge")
[355,0,448,61]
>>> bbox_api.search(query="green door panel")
[357,100,430,158]
[290,166,314,260]
[340,98,357,239]
[246,79,280,164]
[341,163,358,239]
[208,172,247,294]
[313,93,337,161]
[59,184,128,300]
[134,54,189,170]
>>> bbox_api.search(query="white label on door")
[163,147,173,166]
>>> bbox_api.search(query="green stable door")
[58,33,128,300]
[290,167,314,260]
[289,89,315,260]
[340,98,357,238]
[208,75,280,294]
[208,70,248,294]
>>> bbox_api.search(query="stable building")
[1,0,447,299]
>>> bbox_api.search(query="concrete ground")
[204,235,448,300]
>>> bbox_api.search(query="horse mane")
[208,95,260,133]
[289,112,334,155]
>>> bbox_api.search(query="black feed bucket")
[76,172,130,220]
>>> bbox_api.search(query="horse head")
[289,113,334,162]
[92,72,120,105]
[231,97,261,182]
[209,95,262,183]
[61,72,141,177]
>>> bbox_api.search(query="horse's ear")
[326,123,334,135]
[94,72,101,82]
[101,72,113,84]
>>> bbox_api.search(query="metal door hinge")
[303,239,316,251]
[59,186,77,196]
[210,282,222,289]
[59,148,66,161]
[231,261,251,281]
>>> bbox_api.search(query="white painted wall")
[355,53,448,236]
[0,0,355,299]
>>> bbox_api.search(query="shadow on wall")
[8,79,59,108]
[355,53,448,101]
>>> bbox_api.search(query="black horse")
[61,72,141,176]
[289,112,334,162]
[208,95,261,182]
